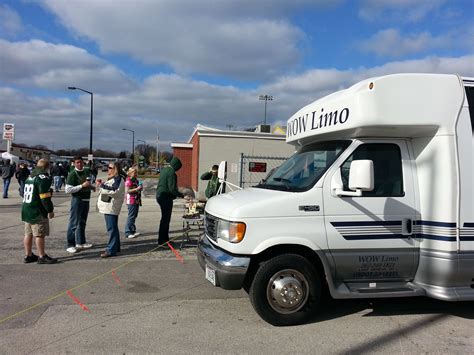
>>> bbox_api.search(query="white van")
[197,73,474,326]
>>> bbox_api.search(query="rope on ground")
[0,236,187,325]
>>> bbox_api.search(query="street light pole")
[68,87,93,156]
[258,94,273,125]
[122,128,135,163]
[156,129,159,167]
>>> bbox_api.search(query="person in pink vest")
[124,167,142,239]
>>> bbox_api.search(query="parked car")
[147,166,160,174]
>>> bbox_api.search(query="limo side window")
[341,143,404,197]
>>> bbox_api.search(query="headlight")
[216,219,246,243]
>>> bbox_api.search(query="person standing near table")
[97,162,125,258]
[156,157,185,245]
[65,156,94,254]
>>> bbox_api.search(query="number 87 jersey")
[21,172,54,224]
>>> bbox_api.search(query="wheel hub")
[267,269,309,314]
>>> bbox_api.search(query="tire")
[249,254,321,326]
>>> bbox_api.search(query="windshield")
[256,140,351,192]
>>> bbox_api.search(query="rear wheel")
[249,254,321,326]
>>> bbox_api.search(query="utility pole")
[156,129,159,168]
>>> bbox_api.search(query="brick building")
[171,124,294,198]
[170,143,193,187]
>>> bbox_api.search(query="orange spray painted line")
[66,290,90,313]
[111,270,123,287]
[167,241,184,264]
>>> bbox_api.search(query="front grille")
[205,212,218,241]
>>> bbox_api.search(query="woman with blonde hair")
[97,162,125,258]
[124,167,142,239]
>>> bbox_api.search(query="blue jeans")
[53,176,62,191]
[3,178,11,198]
[19,179,26,198]
[105,214,120,255]
[66,197,90,247]
[125,204,139,236]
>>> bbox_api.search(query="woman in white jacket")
[97,162,125,258]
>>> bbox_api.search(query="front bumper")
[197,235,251,290]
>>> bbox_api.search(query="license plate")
[205,264,216,286]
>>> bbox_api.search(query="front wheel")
[249,254,321,326]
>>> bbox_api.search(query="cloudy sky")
[0,0,473,152]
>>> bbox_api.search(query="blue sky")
[0,0,473,152]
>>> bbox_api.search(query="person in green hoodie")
[156,157,184,245]
[21,159,57,264]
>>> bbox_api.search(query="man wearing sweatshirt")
[65,156,94,253]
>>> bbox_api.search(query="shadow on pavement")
[55,233,200,262]
[311,297,474,354]
[312,296,474,324]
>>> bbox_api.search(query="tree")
[136,143,156,164]
[118,151,127,159]
[161,151,173,162]
[93,149,118,158]
[32,144,49,150]
[158,153,167,168]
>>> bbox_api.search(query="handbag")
[100,194,112,203]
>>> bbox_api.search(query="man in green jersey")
[21,159,57,264]
[65,156,95,253]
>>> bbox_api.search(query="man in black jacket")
[1,159,16,198]
[51,162,63,192]
[16,163,30,198]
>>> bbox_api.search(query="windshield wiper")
[273,177,292,190]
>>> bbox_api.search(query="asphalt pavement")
[1,175,473,354]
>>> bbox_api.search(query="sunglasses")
[108,166,114,170]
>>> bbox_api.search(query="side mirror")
[349,160,374,191]
[333,160,374,197]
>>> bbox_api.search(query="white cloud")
[0,39,136,92]
[40,0,338,81]
[358,27,474,57]
[358,0,446,23]
[0,5,23,36]
[1,55,473,151]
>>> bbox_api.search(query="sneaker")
[24,253,39,263]
[66,247,78,254]
[127,233,139,239]
[76,243,93,250]
[37,255,58,264]
[100,251,115,258]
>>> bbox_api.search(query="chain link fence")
[238,154,290,188]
